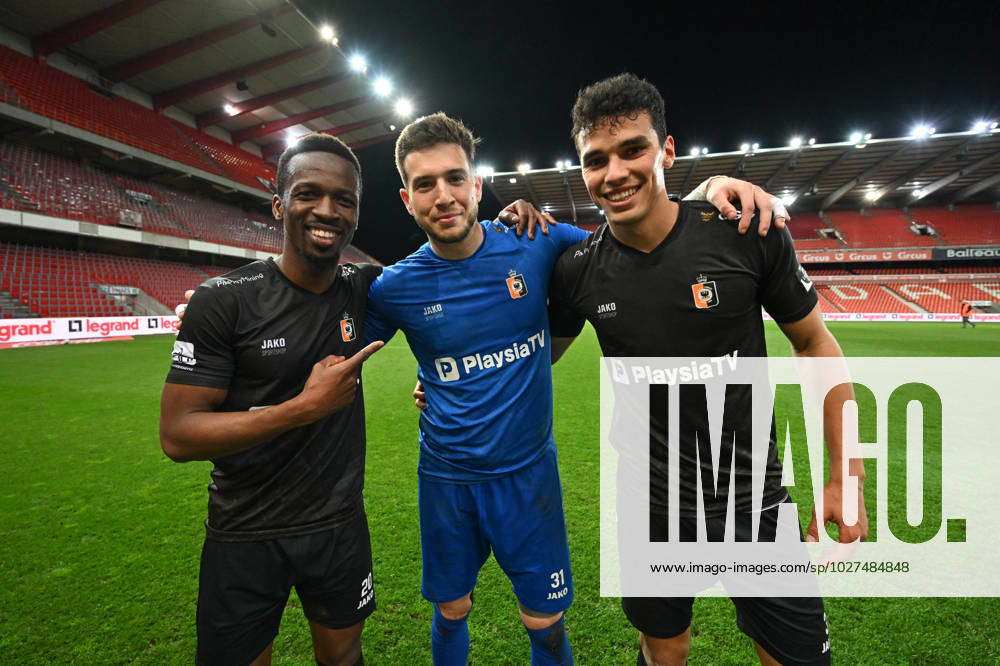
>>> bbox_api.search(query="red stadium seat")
[905,205,1000,246]
[827,210,939,248]
[0,46,273,195]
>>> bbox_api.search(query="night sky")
[300,0,999,264]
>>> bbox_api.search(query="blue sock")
[525,616,573,665]
[431,604,469,665]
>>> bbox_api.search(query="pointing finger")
[344,340,385,369]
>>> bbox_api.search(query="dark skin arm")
[496,199,558,239]
[160,342,383,462]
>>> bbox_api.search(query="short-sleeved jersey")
[165,258,381,541]
[365,220,590,482]
[549,201,817,515]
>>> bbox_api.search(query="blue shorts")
[418,447,574,614]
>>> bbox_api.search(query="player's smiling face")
[399,142,482,246]
[577,112,675,227]
[273,151,360,268]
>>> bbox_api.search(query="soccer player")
[363,113,590,665]
[546,74,868,666]
[160,133,384,666]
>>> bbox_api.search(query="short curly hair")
[275,133,361,198]
[571,73,668,147]
[394,112,480,184]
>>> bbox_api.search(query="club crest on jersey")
[506,270,527,299]
[691,274,719,309]
[340,315,356,342]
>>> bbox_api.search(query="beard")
[419,205,478,245]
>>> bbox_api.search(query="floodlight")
[689,147,700,156]
[394,98,413,117]
[373,77,393,97]
[701,147,709,155]
[740,143,750,152]
[476,165,494,178]
[751,142,759,151]
[517,162,531,174]
[790,136,803,148]
[349,54,367,73]
[223,103,238,116]
[319,25,335,42]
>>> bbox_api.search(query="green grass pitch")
[1,322,999,664]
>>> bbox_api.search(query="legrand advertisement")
[0,315,180,348]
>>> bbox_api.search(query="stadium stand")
[173,121,275,191]
[792,238,844,250]
[807,268,854,276]
[1,243,208,317]
[906,205,1000,246]
[0,240,387,318]
[853,267,942,275]
[787,212,829,239]
[815,283,915,313]
[886,281,1000,314]
[0,140,283,251]
[939,266,1000,273]
[827,210,939,248]
[0,46,275,192]
[0,241,215,317]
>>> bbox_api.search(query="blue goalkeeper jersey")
[365,220,590,481]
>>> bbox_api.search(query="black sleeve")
[548,252,587,338]
[356,262,383,287]
[758,226,818,323]
[165,285,236,389]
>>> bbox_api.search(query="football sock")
[525,616,573,664]
[636,646,647,665]
[431,603,469,665]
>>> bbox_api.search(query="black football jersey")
[166,258,381,541]
[549,201,817,516]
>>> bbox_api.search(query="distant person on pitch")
[960,301,976,328]
[546,73,868,666]
[160,133,383,666]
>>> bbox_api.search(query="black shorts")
[622,503,830,666]
[196,510,375,666]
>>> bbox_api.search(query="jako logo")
[172,341,196,366]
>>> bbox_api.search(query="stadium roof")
[0,0,400,158]
[486,129,1000,225]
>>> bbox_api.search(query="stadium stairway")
[0,289,35,318]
